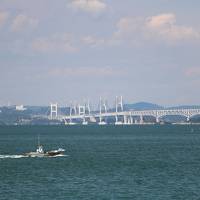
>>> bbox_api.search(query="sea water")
[0,125,200,200]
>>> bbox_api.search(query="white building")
[16,105,27,111]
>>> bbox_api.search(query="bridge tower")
[115,96,123,125]
[78,105,85,116]
[68,102,78,125]
[78,104,87,124]
[50,103,58,120]
[82,100,91,125]
[86,100,91,116]
[99,97,107,125]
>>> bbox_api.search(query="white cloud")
[0,11,9,27]
[146,13,200,41]
[146,13,175,28]
[81,35,105,47]
[69,0,106,14]
[11,14,38,32]
[114,13,200,44]
[31,33,77,53]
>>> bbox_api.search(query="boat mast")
[38,134,40,147]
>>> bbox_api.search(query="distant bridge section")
[49,97,200,125]
[130,109,200,123]
[60,109,200,124]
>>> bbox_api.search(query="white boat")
[25,146,65,157]
[24,136,65,157]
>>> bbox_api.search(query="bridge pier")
[115,115,118,124]
[156,116,160,123]
[82,117,88,125]
[140,115,144,124]
[99,115,102,123]
[130,116,133,124]
[187,116,190,122]
[123,115,127,124]
[99,116,107,125]
[115,115,123,125]
[123,114,133,125]
[128,113,133,124]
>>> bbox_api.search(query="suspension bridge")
[49,96,200,125]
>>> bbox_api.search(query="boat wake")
[0,154,68,159]
[0,155,27,159]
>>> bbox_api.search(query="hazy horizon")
[1,100,200,109]
[0,0,200,106]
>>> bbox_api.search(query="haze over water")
[0,125,200,199]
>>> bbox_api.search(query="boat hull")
[24,150,65,157]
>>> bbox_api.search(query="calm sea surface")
[0,125,200,200]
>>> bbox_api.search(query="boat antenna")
[38,134,40,146]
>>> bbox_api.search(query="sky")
[0,0,200,107]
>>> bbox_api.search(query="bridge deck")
[61,109,200,120]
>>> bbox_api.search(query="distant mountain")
[168,105,200,109]
[124,102,200,111]
[124,102,164,111]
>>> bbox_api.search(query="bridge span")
[50,108,200,125]
[59,109,200,125]
[49,97,200,125]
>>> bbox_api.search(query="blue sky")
[0,0,200,106]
